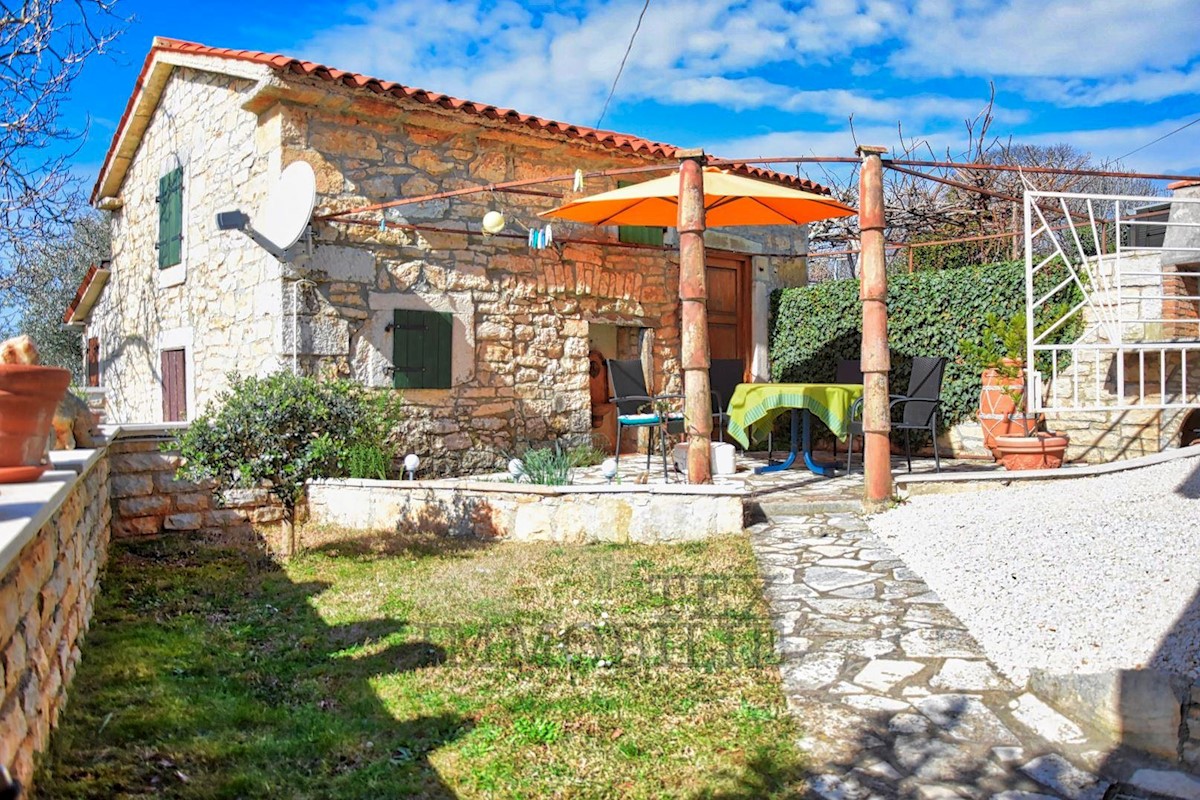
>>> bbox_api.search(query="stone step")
[749,497,863,522]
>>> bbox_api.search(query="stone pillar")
[678,153,713,484]
[857,146,893,507]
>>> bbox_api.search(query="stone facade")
[0,455,110,788]
[90,49,808,475]
[91,67,286,424]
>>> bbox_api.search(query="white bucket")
[673,442,737,476]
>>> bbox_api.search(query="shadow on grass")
[35,535,469,799]
[300,526,494,561]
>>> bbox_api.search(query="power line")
[1117,113,1200,161]
[595,0,651,130]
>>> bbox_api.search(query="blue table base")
[753,408,840,477]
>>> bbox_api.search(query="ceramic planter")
[978,362,1025,459]
[0,364,71,483]
[994,431,1070,471]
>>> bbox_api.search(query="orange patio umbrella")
[541,166,856,228]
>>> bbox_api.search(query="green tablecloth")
[725,383,864,449]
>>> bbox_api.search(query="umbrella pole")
[857,145,894,507]
[678,153,713,484]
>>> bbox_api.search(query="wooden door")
[86,337,100,387]
[161,348,187,422]
[706,254,750,369]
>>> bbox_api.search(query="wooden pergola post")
[677,151,713,484]
[857,145,893,507]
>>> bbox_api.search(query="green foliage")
[172,372,405,514]
[3,211,110,379]
[518,445,575,486]
[344,443,389,481]
[770,261,1084,429]
[959,312,1027,376]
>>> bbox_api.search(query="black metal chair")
[846,356,947,474]
[709,359,744,443]
[832,359,864,462]
[607,359,684,479]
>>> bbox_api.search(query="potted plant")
[961,312,1030,459]
[961,312,1070,469]
[0,336,72,483]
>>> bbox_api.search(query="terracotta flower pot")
[978,364,1025,459]
[0,364,71,483]
[994,431,1070,471]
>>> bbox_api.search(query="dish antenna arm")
[216,210,312,262]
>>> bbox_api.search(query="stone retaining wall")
[108,427,283,541]
[0,452,110,787]
[306,478,746,544]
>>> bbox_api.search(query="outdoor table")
[725,383,864,476]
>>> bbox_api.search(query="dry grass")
[37,527,805,799]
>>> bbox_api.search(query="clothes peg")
[573,169,584,192]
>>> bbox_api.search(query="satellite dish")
[257,161,316,250]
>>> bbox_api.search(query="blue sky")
[69,0,1200,189]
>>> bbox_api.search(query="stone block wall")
[92,66,285,424]
[0,455,110,787]
[108,428,283,540]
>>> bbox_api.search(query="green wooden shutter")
[391,309,452,389]
[157,167,183,269]
[616,181,665,246]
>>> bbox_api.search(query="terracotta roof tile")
[92,37,829,202]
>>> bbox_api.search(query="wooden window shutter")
[161,349,187,422]
[391,309,452,389]
[87,337,100,387]
[157,167,184,269]
[616,181,665,247]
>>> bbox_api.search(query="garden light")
[600,458,618,483]
[507,458,525,480]
[403,453,420,480]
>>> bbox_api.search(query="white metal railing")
[1024,190,1200,412]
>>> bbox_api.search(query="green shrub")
[770,261,1084,429]
[172,372,404,516]
[519,445,574,486]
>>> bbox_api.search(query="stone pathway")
[749,510,1200,799]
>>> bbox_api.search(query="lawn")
[36,528,806,799]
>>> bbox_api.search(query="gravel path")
[868,456,1200,684]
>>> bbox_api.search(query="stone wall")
[306,478,746,544]
[0,453,110,788]
[108,426,283,541]
[92,66,286,424]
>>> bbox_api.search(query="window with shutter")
[391,309,453,389]
[157,167,184,269]
[616,181,665,247]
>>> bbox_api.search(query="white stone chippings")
[869,456,1200,684]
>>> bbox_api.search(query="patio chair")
[709,359,744,443]
[607,359,684,479]
[846,356,947,474]
[832,358,864,461]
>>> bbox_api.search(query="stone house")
[75,38,817,474]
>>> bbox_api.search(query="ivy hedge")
[769,261,1083,429]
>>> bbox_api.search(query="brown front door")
[86,337,100,387]
[161,349,187,422]
[706,253,750,370]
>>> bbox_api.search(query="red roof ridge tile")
[92,37,828,203]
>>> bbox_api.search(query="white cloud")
[1028,65,1200,107]
[889,0,1200,80]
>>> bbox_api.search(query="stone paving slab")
[747,510,1200,799]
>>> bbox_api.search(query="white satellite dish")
[258,161,316,250]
